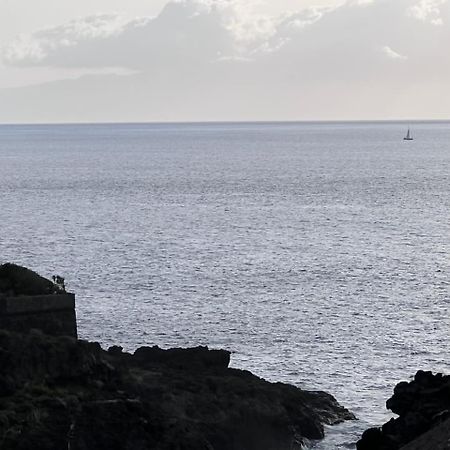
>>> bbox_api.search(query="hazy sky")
[0,0,448,123]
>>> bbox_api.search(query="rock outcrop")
[357,371,450,450]
[0,263,59,296]
[0,264,77,338]
[0,329,355,450]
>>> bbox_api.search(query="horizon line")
[0,118,449,127]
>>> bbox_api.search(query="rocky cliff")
[0,329,354,450]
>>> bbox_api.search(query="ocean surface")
[1,121,449,448]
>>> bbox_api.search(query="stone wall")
[0,293,77,338]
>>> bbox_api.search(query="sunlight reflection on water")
[1,121,449,448]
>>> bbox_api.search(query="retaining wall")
[0,293,77,338]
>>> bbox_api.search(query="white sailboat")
[403,127,413,141]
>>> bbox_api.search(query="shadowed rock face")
[0,330,355,450]
[357,371,450,450]
[0,263,57,296]
[400,417,450,450]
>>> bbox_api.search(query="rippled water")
[1,122,449,448]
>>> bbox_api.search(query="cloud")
[2,1,252,69]
[4,0,449,76]
[408,0,447,25]
[3,14,131,66]
[382,45,408,60]
[2,0,337,70]
[0,0,450,122]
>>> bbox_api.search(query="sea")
[1,121,449,448]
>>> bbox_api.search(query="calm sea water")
[1,122,449,448]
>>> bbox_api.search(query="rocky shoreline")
[357,371,450,450]
[0,329,355,450]
[1,264,447,449]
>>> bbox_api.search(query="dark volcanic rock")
[400,417,450,450]
[0,329,355,450]
[0,263,57,296]
[133,344,231,370]
[356,371,450,450]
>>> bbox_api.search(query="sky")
[0,0,448,123]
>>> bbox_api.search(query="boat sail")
[404,127,413,141]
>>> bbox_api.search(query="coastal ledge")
[0,263,77,338]
[0,329,355,450]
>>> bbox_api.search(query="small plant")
[52,275,66,293]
